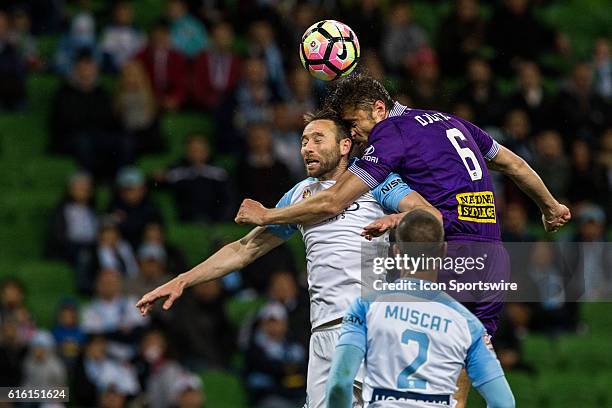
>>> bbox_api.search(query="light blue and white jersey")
[338,279,504,407]
[267,171,413,329]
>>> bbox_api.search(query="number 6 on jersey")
[446,128,483,181]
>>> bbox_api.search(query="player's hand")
[362,213,405,240]
[542,203,571,232]
[136,277,187,316]
[235,199,269,226]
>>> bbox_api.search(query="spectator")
[0,10,26,110]
[73,335,140,406]
[81,269,149,343]
[54,11,99,76]
[136,19,187,110]
[170,373,205,408]
[597,128,612,218]
[167,0,208,58]
[556,62,610,142]
[455,57,504,127]
[508,61,553,133]
[22,330,68,388]
[124,243,172,298]
[134,330,198,408]
[100,1,145,72]
[248,19,289,99]
[244,302,307,408]
[108,166,164,249]
[0,319,27,387]
[9,8,42,70]
[267,270,310,348]
[402,49,449,111]
[0,278,36,343]
[46,171,97,285]
[154,134,233,222]
[94,218,139,282]
[531,130,570,201]
[52,298,85,373]
[49,52,133,181]
[272,103,305,180]
[98,384,128,408]
[233,58,277,136]
[381,2,428,75]
[114,60,163,155]
[437,0,485,77]
[141,222,187,276]
[487,0,557,75]
[568,140,609,206]
[237,121,293,208]
[502,202,536,242]
[342,0,384,50]
[162,280,235,370]
[592,37,611,101]
[500,109,534,164]
[192,20,241,112]
[575,205,612,302]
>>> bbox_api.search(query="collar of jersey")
[388,101,409,117]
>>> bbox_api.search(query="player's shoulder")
[283,177,319,202]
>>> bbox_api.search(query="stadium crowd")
[0,0,610,406]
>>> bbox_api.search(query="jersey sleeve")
[455,116,500,161]
[336,298,369,353]
[265,187,299,241]
[349,120,405,189]
[371,172,414,213]
[465,327,505,388]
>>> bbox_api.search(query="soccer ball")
[300,20,360,81]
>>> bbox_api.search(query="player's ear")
[392,243,401,257]
[373,100,387,119]
[340,137,352,155]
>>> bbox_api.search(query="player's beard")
[305,144,342,179]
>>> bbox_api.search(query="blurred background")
[0,0,610,407]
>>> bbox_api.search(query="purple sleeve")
[348,120,405,188]
[455,116,500,161]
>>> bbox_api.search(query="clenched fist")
[542,203,571,233]
[235,199,269,226]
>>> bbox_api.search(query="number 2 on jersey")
[397,329,430,389]
[446,128,483,181]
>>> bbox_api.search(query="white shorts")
[305,324,364,408]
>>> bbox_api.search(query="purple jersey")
[349,102,501,241]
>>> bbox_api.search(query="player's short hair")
[325,72,394,114]
[303,108,351,142]
[394,210,445,259]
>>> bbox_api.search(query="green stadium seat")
[162,112,213,158]
[199,370,247,408]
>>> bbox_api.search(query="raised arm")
[136,227,284,314]
[235,171,370,226]
[487,145,571,232]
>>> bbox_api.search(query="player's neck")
[319,158,348,181]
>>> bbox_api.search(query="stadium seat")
[199,370,247,408]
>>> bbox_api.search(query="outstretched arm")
[136,227,284,314]
[487,145,570,232]
[325,344,364,408]
[235,171,370,226]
